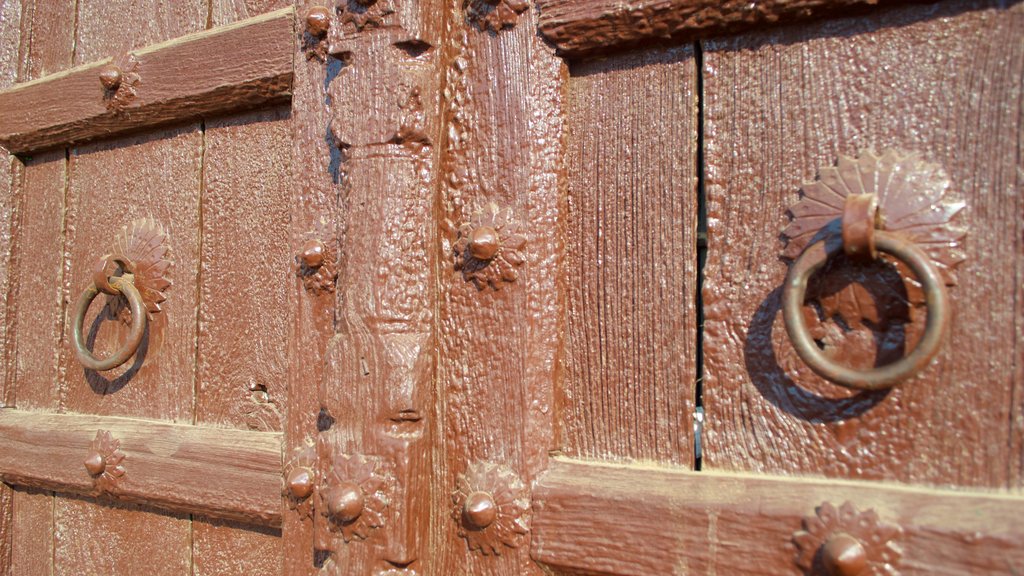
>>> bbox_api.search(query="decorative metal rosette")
[793,501,903,576]
[84,430,127,493]
[783,148,966,286]
[451,461,530,555]
[452,202,526,291]
[105,217,173,314]
[316,451,391,544]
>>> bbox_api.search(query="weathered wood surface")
[0,409,283,525]
[536,0,938,56]
[431,2,565,573]
[0,8,295,153]
[559,46,697,466]
[532,459,1024,575]
[51,3,208,574]
[2,2,75,573]
[281,3,338,574]
[702,0,1024,488]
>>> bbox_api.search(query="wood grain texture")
[50,2,209,571]
[212,0,291,27]
[315,2,444,571]
[16,0,75,80]
[2,3,74,573]
[0,8,295,153]
[536,0,937,56]
[5,150,66,411]
[433,4,564,572]
[62,125,202,419]
[559,46,697,466]
[531,459,1024,575]
[197,107,291,433]
[73,1,206,65]
[192,517,282,576]
[0,409,283,525]
[192,104,292,576]
[281,2,337,572]
[8,488,52,576]
[53,497,191,576]
[701,1,1024,489]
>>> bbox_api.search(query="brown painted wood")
[559,46,698,466]
[0,409,282,525]
[532,459,1024,575]
[433,4,565,573]
[51,2,209,572]
[0,8,295,154]
[212,0,291,27]
[193,104,292,575]
[2,3,75,574]
[281,2,337,573]
[536,0,937,56]
[702,0,1024,489]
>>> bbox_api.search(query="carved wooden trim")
[536,0,937,56]
[0,7,295,153]
[531,460,1024,575]
[0,408,282,526]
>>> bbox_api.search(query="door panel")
[560,46,698,466]
[702,0,1024,489]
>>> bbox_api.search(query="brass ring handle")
[72,274,146,371]
[782,230,950,391]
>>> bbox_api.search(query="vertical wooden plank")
[313,3,444,572]
[55,3,207,568]
[73,2,205,65]
[17,0,75,80]
[192,518,282,576]
[8,488,52,576]
[702,1,1024,488]
[192,106,291,576]
[282,3,334,573]
[211,0,290,27]
[434,3,564,573]
[53,498,190,575]
[0,4,21,566]
[3,2,75,573]
[559,47,698,466]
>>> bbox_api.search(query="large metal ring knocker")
[782,225,950,391]
[781,149,965,391]
[70,218,173,372]
[72,260,147,371]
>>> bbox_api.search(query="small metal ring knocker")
[781,149,966,391]
[71,218,173,372]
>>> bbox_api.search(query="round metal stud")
[468,226,500,260]
[83,451,106,476]
[325,481,364,523]
[287,467,314,500]
[98,64,123,91]
[300,239,326,268]
[821,533,869,576]
[305,6,331,37]
[461,491,498,530]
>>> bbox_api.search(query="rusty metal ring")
[782,231,950,390]
[72,275,146,372]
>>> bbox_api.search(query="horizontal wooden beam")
[0,7,294,153]
[531,459,1024,575]
[537,0,935,57]
[0,409,282,527]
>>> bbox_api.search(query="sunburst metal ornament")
[793,501,903,576]
[451,461,530,555]
[783,148,966,286]
[101,217,173,314]
[84,430,127,494]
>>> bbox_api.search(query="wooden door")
[0,0,1021,575]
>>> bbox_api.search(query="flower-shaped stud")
[793,501,903,576]
[318,453,390,542]
[464,0,529,31]
[84,430,126,493]
[101,54,140,111]
[283,445,317,519]
[451,461,530,555]
[452,202,526,290]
